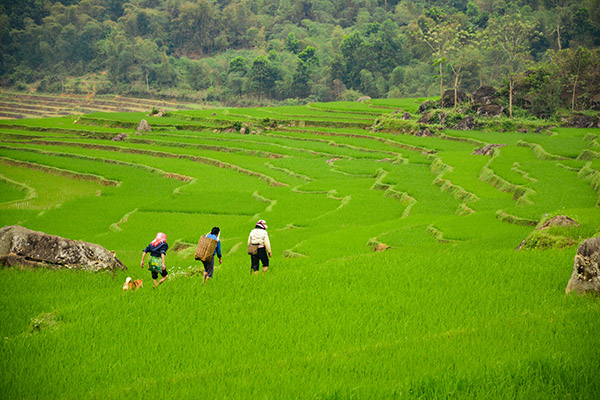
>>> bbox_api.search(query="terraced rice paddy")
[0,92,195,119]
[0,97,599,398]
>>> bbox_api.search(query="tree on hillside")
[546,0,574,50]
[486,12,537,118]
[447,27,480,111]
[555,47,595,111]
[134,38,160,92]
[99,30,133,84]
[170,0,220,55]
[413,15,459,104]
[249,55,280,98]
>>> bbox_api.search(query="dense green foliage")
[0,98,599,398]
[1,0,600,111]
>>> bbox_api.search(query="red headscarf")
[151,232,167,247]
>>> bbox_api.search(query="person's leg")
[250,254,259,276]
[258,247,269,275]
[203,258,214,283]
[202,260,208,283]
[157,270,168,285]
[152,270,159,287]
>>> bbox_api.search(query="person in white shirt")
[247,219,271,275]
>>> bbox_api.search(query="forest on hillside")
[1,0,599,113]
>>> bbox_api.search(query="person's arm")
[264,232,272,257]
[141,251,146,268]
[248,232,252,246]
[161,253,166,270]
[216,241,222,262]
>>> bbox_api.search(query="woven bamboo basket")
[194,235,218,261]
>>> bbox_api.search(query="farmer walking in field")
[141,232,169,288]
[247,219,271,275]
[202,227,222,284]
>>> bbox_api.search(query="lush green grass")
[1,248,598,399]
[0,98,599,399]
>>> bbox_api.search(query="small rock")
[374,243,390,252]
[472,143,506,156]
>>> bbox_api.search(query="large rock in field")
[566,236,600,295]
[136,119,152,133]
[0,225,127,272]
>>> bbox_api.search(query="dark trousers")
[250,247,269,271]
[202,256,215,278]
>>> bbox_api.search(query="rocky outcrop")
[562,114,599,128]
[0,225,126,272]
[112,133,128,141]
[566,236,600,295]
[418,100,436,114]
[357,96,371,102]
[441,89,468,108]
[471,86,499,106]
[417,112,443,125]
[591,94,600,111]
[452,116,476,130]
[401,112,411,120]
[477,104,504,117]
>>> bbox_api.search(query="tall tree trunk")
[509,78,514,119]
[146,71,149,92]
[571,75,578,111]
[454,74,459,112]
[508,62,514,119]
[439,63,444,106]
[557,23,562,50]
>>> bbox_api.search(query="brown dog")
[123,277,143,291]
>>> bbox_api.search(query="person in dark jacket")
[141,232,169,287]
[202,227,222,283]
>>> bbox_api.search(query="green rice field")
[0,97,599,399]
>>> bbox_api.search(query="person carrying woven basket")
[202,227,222,283]
[248,220,271,275]
[141,232,169,288]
